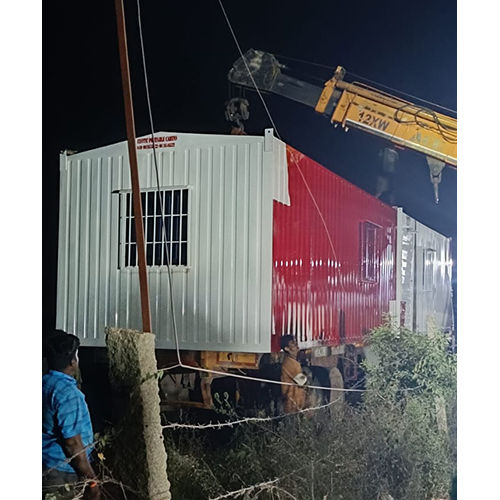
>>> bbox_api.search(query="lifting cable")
[276,53,457,144]
[134,0,429,396]
[274,53,457,116]
[217,0,282,139]
[136,0,181,362]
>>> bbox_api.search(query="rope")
[133,2,426,399]
[274,53,457,114]
[347,71,457,115]
[159,363,365,393]
[136,0,181,359]
[289,152,346,293]
[217,0,282,139]
[135,0,352,393]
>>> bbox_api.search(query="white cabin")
[56,130,289,352]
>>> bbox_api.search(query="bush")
[361,324,457,499]
[164,323,456,499]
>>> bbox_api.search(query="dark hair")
[44,333,80,371]
[280,334,296,351]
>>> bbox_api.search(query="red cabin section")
[271,146,396,351]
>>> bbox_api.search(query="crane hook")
[426,157,446,204]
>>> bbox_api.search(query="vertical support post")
[106,328,171,499]
[114,0,152,333]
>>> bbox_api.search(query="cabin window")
[119,188,188,268]
[360,222,379,282]
[423,248,435,291]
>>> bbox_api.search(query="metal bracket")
[264,128,274,152]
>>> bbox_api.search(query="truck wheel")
[304,366,330,409]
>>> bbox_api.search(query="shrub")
[162,323,456,499]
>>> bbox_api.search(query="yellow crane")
[228,49,457,202]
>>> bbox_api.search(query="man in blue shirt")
[42,333,101,499]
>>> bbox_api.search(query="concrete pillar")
[435,395,448,434]
[329,367,344,417]
[106,327,171,500]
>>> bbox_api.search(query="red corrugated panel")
[271,146,396,351]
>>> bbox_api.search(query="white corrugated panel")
[414,219,454,334]
[266,129,290,206]
[56,130,287,352]
[394,208,417,330]
[395,208,454,334]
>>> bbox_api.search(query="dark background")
[43,0,457,338]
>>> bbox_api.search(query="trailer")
[56,129,453,407]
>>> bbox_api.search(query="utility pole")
[109,3,171,499]
[114,0,152,333]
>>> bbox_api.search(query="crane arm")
[319,78,456,166]
[228,49,457,202]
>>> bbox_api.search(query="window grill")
[119,188,188,268]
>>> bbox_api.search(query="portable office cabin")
[57,129,289,352]
[57,129,399,353]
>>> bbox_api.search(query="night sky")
[43,0,457,336]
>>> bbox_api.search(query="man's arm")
[62,433,96,479]
[63,434,101,499]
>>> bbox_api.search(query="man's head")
[280,334,299,358]
[44,332,80,374]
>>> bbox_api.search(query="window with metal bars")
[119,188,188,268]
[360,222,379,282]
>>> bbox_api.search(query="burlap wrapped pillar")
[106,327,171,500]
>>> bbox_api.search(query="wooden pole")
[114,0,152,332]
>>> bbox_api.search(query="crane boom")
[228,49,457,202]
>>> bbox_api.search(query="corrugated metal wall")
[394,209,417,330]
[271,146,397,351]
[57,131,287,352]
[395,208,454,334]
[414,218,454,333]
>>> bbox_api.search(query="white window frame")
[360,221,380,283]
[118,186,189,269]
